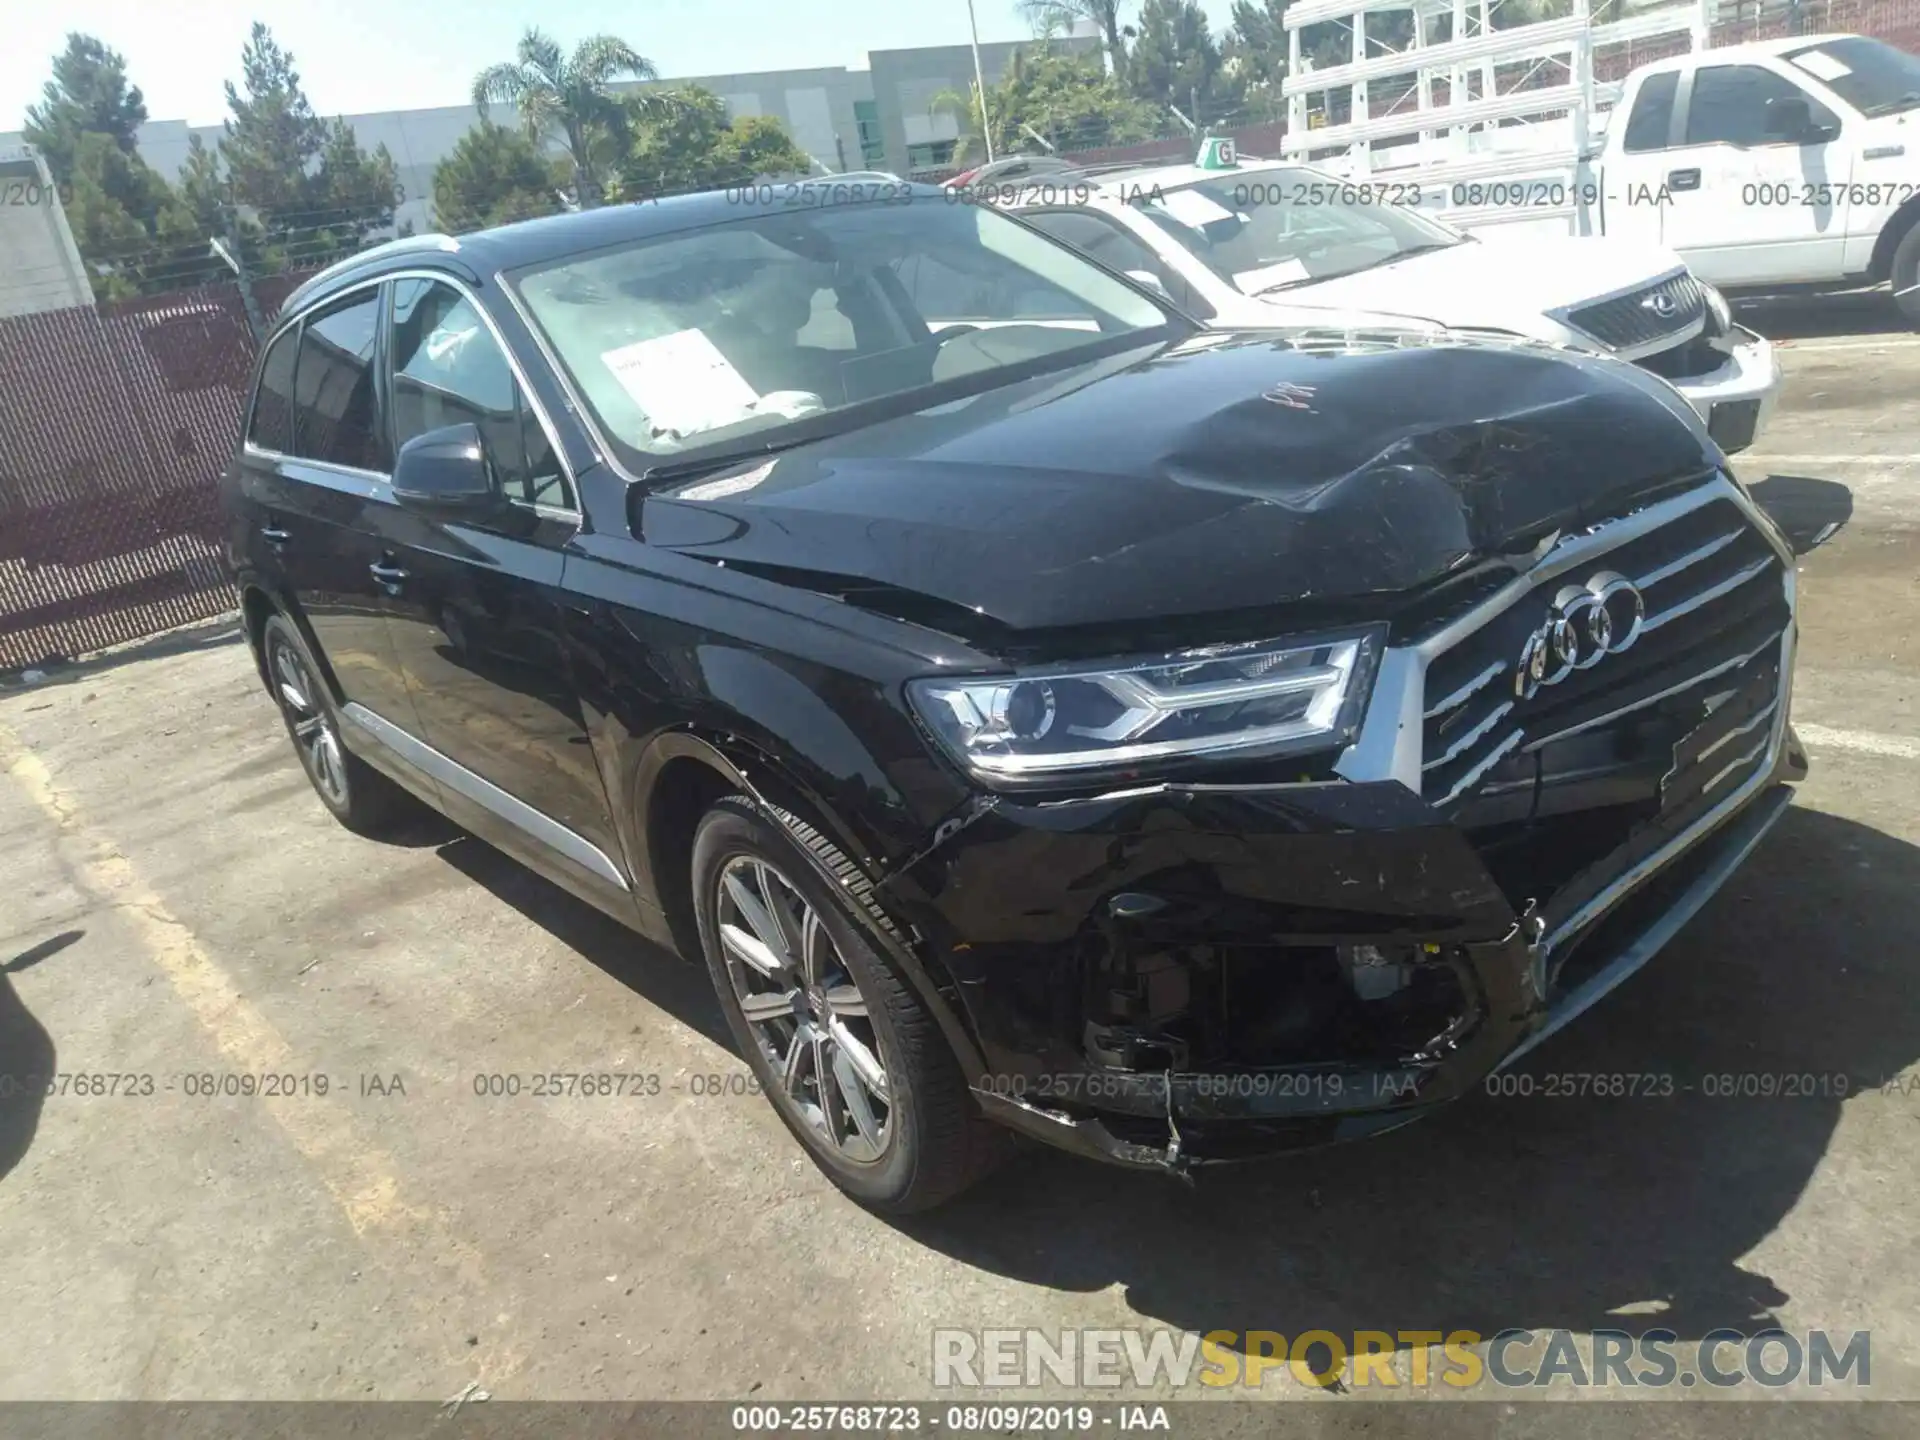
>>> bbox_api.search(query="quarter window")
[388,278,569,509]
[248,324,300,453]
[289,291,387,471]
[1622,71,1679,152]
[1686,65,1837,147]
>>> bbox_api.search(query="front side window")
[290,291,386,471]
[1622,70,1680,152]
[389,278,569,509]
[248,324,300,453]
[509,198,1174,465]
[1784,37,1920,117]
[1128,168,1466,295]
[1686,65,1839,147]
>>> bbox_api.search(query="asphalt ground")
[2,298,1918,1432]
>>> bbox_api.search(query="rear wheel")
[1892,222,1920,326]
[691,796,1005,1212]
[261,613,422,837]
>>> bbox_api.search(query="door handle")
[368,561,410,594]
[260,526,292,547]
[1667,168,1701,191]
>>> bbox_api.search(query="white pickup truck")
[1577,33,1920,318]
[1307,32,1920,322]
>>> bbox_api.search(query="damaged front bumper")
[880,473,1803,1173]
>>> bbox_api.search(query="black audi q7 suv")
[223,184,1806,1212]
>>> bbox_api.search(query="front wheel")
[691,797,1005,1212]
[1892,222,1920,326]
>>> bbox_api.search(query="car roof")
[278,181,950,318]
[1074,156,1310,197]
[1639,31,1865,67]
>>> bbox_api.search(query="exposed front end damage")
[877,474,1806,1174]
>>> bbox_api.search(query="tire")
[691,796,1006,1213]
[260,612,423,838]
[1893,221,1920,326]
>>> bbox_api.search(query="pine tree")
[432,121,565,233]
[23,33,219,299]
[1128,0,1243,123]
[218,23,397,269]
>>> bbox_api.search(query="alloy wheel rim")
[715,854,893,1163]
[270,638,348,808]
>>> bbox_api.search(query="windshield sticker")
[1790,50,1852,81]
[1234,259,1311,294]
[600,330,762,441]
[1155,188,1238,229]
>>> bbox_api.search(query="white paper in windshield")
[1790,49,1852,81]
[1156,187,1237,229]
[600,330,761,439]
[1234,259,1312,294]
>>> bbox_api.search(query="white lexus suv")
[984,146,1782,453]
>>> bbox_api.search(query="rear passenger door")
[374,276,628,900]
[238,286,423,739]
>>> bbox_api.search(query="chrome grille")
[1564,272,1707,352]
[1419,492,1789,816]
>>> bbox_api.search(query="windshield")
[1128,167,1465,293]
[1784,37,1920,116]
[508,197,1174,464]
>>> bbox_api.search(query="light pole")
[965,0,997,164]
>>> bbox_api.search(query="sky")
[2,0,1248,131]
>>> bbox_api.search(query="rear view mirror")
[392,423,504,514]
[1763,93,1826,143]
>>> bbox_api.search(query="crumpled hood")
[639,330,1717,635]
[1285,233,1691,342]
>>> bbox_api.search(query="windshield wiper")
[1254,240,1461,295]
[640,433,825,489]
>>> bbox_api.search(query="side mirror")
[392,423,503,514]
[1124,268,1173,301]
[1763,93,1819,142]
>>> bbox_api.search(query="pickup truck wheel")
[1893,223,1920,325]
[691,796,1005,1213]
[261,614,422,837]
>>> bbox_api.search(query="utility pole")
[965,0,997,163]
[210,206,267,344]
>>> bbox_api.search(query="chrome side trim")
[340,702,629,891]
[1495,781,1793,1071]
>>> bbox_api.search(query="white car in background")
[991,150,1782,453]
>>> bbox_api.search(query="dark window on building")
[1622,70,1679,152]
[248,323,300,453]
[290,290,387,471]
[388,277,569,509]
[1687,64,1837,147]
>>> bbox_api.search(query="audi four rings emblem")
[1516,571,1646,698]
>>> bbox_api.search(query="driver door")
[1659,62,1851,284]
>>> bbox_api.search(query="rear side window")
[290,290,387,471]
[248,325,300,453]
[1622,71,1679,152]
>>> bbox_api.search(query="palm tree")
[472,29,657,208]
[1020,0,1130,78]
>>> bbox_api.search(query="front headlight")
[1701,281,1732,338]
[907,627,1385,787]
